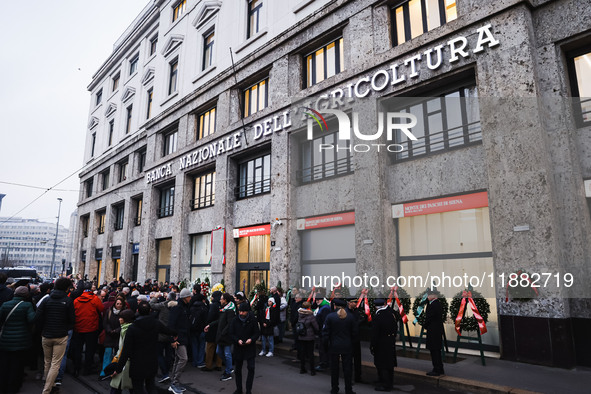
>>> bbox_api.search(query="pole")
[50,198,63,278]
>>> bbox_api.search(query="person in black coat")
[370,299,399,391]
[168,288,192,392]
[289,292,303,352]
[115,301,177,393]
[189,292,208,368]
[229,302,260,394]
[322,299,358,394]
[203,291,222,371]
[0,273,14,308]
[346,297,366,383]
[424,290,445,376]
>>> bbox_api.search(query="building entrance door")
[237,265,270,295]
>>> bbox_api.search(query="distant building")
[0,194,5,213]
[0,217,69,277]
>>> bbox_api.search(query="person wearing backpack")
[297,301,319,375]
[189,293,208,368]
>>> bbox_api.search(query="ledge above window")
[234,28,268,55]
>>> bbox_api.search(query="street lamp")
[50,198,63,278]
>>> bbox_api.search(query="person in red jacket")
[72,284,104,376]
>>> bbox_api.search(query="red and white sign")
[233,224,271,238]
[296,212,355,230]
[392,192,488,218]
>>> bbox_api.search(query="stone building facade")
[75,0,591,367]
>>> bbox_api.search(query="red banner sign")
[392,192,488,218]
[297,212,355,230]
[233,224,271,238]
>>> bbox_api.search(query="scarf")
[313,298,330,316]
[113,322,132,363]
[265,304,276,320]
[112,307,121,315]
[221,301,236,313]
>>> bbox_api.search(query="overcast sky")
[0,1,148,229]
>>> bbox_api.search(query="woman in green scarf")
[110,309,135,394]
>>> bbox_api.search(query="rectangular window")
[237,153,271,198]
[158,185,175,218]
[137,148,147,173]
[567,47,591,126]
[118,160,128,183]
[190,233,212,282]
[95,89,103,106]
[247,0,262,39]
[108,120,114,146]
[149,36,158,56]
[172,0,186,22]
[243,78,268,117]
[114,204,124,231]
[125,105,133,134]
[237,234,270,263]
[101,170,110,191]
[146,88,153,119]
[91,133,96,157]
[306,37,344,87]
[134,198,143,226]
[81,215,89,238]
[112,73,120,91]
[97,211,106,234]
[163,130,178,157]
[157,238,172,283]
[85,178,94,198]
[129,55,139,75]
[392,0,457,46]
[300,130,353,183]
[198,107,216,139]
[192,171,216,209]
[169,59,178,95]
[390,82,481,161]
[203,31,215,70]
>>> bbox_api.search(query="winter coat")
[261,303,279,337]
[297,308,319,341]
[290,299,303,327]
[34,289,75,339]
[0,296,35,351]
[322,309,358,354]
[370,306,398,368]
[103,307,123,348]
[73,291,104,333]
[204,300,221,343]
[126,295,138,313]
[0,284,13,308]
[315,303,331,331]
[110,322,132,390]
[168,300,191,346]
[211,303,236,346]
[424,298,444,350]
[150,298,175,343]
[279,296,287,322]
[229,311,260,359]
[189,299,208,334]
[117,314,177,380]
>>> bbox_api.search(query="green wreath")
[449,290,490,332]
[390,287,411,318]
[412,289,448,326]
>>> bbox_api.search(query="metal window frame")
[163,130,178,157]
[243,78,268,117]
[95,89,102,106]
[129,55,139,75]
[203,30,215,71]
[236,153,271,199]
[298,130,353,184]
[108,120,114,146]
[125,105,133,134]
[168,59,179,95]
[192,171,216,210]
[566,45,591,128]
[158,185,175,218]
[247,0,263,39]
[305,37,343,87]
[172,0,186,22]
[114,204,125,231]
[198,107,217,140]
[391,0,448,47]
[146,88,153,119]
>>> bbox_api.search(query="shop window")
[247,0,262,39]
[392,0,457,46]
[113,204,124,231]
[192,171,215,209]
[300,130,352,183]
[203,30,215,71]
[567,47,591,127]
[237,153,271,198]
[168,58,179,95]
[306,37,344,87]
[158,185,175,218]
[390,82,481,161]
[97,210,106,234]
[243,78,268,117]
[156,238,172,283]
[198,107,216,140]
[190,233,212,282]
[85,178,94,198]
[163,129,178,157]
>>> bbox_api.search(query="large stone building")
[0,217,69,277]
[74,0,591,367]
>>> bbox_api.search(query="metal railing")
[191,194,215,210]
[297,156,353,184]
[157,205,174,218]
[235,178,271,199]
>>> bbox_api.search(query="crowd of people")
[0,272,445,394]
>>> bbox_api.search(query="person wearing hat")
[370,299,399,391]
[259,297,279,357]
[109,308,135,393]
[0,285,35,393]
[167,287,193,394]
[189,292,208,369]
[205,292,236,382]
[322,298,357,394]
[229,302,260,394]
[346,297,365,384]
[425,290,445,376]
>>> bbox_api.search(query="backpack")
[295,321,307,337]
